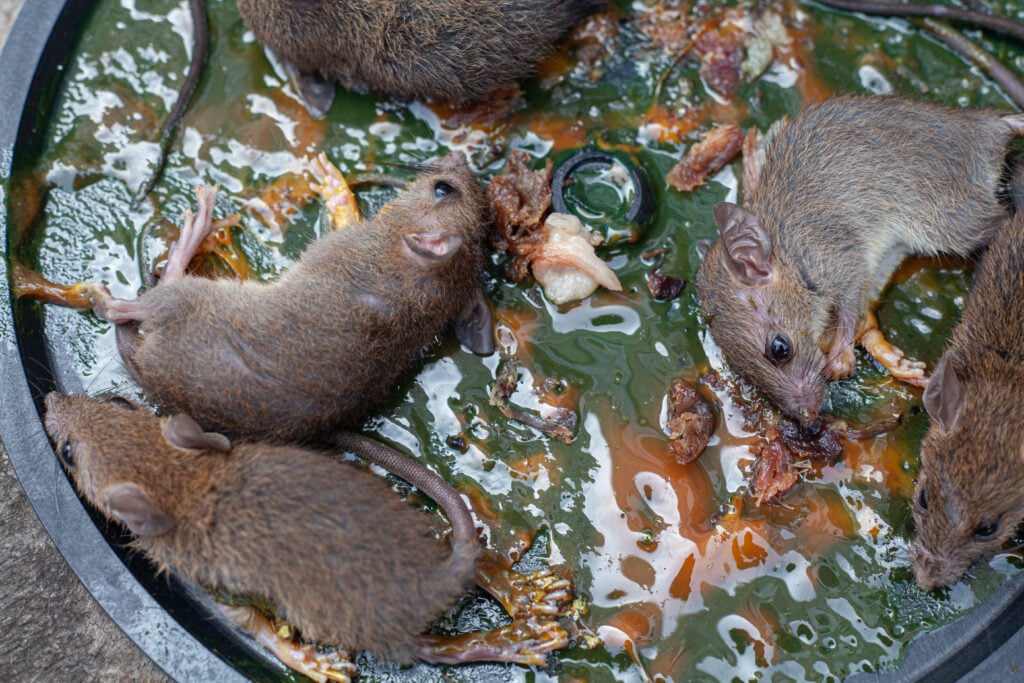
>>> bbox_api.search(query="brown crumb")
[487,151,553,282]
[666,123,745,193]
[664,378,716,464]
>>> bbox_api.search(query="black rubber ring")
[550,148,655,226]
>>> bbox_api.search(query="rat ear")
[162,414,231,452]
[923,354,963,434]
[403,231,464,267]
[453,287,494,355]
[104,482,176,537]
[696,239,715,260]
[713,202,773,285]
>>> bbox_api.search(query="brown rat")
[696,94,1024,424]
[234,0,605,112]
[911,209,1024,590]
[94,151,493,445]
[42,392,479,665]
[45,393,577,674]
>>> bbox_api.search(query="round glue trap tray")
[5,1,1024,681]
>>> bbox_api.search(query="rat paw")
[417,617,569,666]
[219,605,356,683]
[309,152,360,229]
[825,344,856,380]
[474,555,574,620]
[859,327,928,387]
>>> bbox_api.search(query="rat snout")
[911,541,966,591]
[798,409,820,430]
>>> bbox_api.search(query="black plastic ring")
[550,148,655,227]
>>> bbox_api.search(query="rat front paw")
[825,344,856,380]
[309,152,360,230]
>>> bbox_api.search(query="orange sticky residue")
[780,21,832,105]
[670,552,697,601]
[843,436,917,499]
[641,99,747,144]
[245,171,319,232]
[527,114,588,153]
[796,493,857,559]
[492,305,544,365]
[621,555,658,591]
[732,528,770,569]
[507,451,562,488]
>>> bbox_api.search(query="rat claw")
[858,325,929,387]
[475,559,576,620]
[309,151,360,230]
[417,618,569,666]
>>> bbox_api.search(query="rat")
[910,208,1024,591]
[234,0,606,114]
[90,151,494,445]
[44,393,576,676]
[43,392,479,668]
[695,94,1024,424]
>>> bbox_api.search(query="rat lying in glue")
[32,153,579,675]
[696,95,1024,424]
[45,393,574,680]
[68,151,493,444]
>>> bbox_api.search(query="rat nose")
[440,151,468,170]
[799,408,820,428]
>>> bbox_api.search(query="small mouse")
[910,210,1024,591]
[93,151,494,444]
[695,94,1024,423]
[43,392,479,667]
[234,0,605,112]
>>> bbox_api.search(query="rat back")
[140,444,478,662]
[753,95,1013,293]
[236,0,605,102]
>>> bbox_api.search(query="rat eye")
[917,489,928,511]
[974,521,999,538]
[59,442,75,469]
[433,181,455,200]
[766,334,792,366]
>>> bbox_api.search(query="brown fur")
[696,95,1022,421]
[235,0,605,102]
[120,152,489,444]
[43,393,478,663]
[911,211,1024,590]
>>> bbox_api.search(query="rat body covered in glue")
[43,393,478,664]
[912,209,1024,591]
[696,95,1024,423]
[94,152,493,444]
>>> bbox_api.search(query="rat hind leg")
[161,185,219,283]
[310,152,360,230]
[416,548,577,666]
[218,604,357,683]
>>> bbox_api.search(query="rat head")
[378,151,487,271]
[44,393,230,538]
[696,202,832,423]
[911,356,1024,591]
